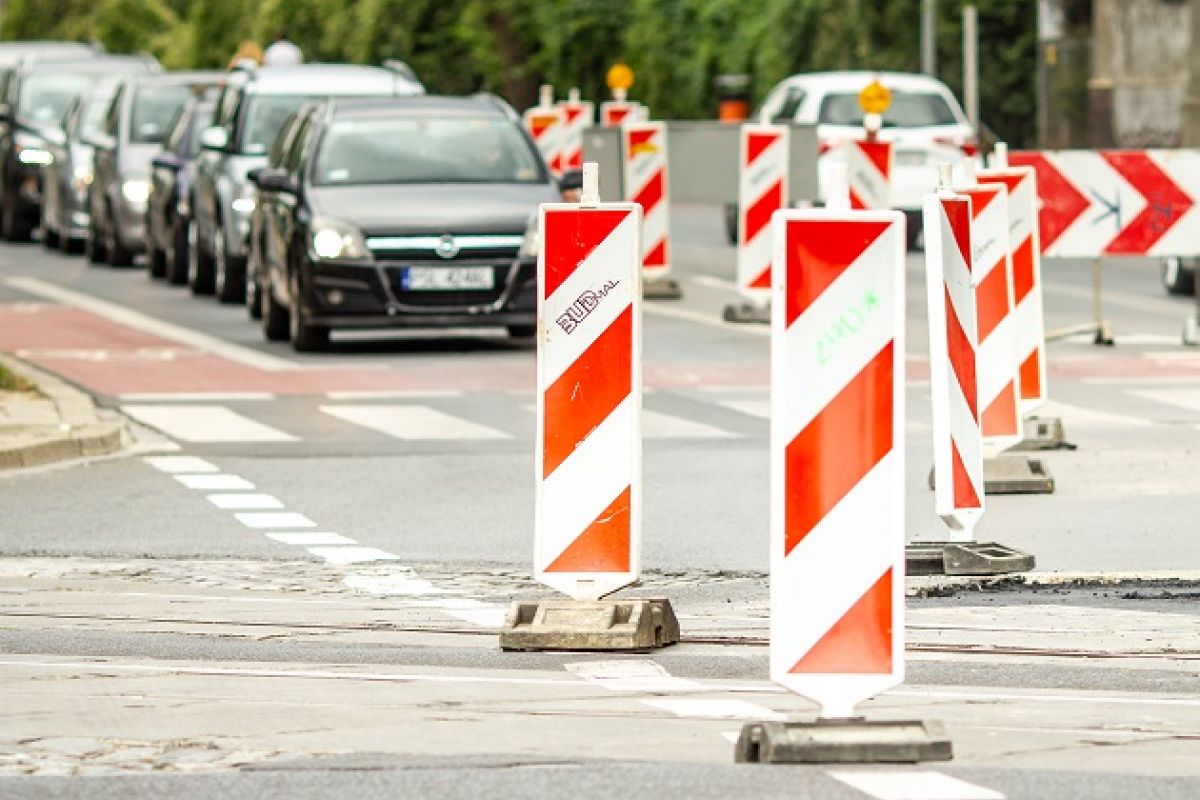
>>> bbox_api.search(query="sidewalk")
[0,354,126,471]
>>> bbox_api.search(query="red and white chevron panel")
[523,106,566,176]
[535,201,642,602]
[736,124,789,303]
[956,182,1021,454]
[769,208,907,718]
[600,101,645,127]
[977,165,1048,414]
[845,140,893,210]
[923,192,985,540]
[1009,149,1200,258]
[622,122,671,279]
[558,99,594,171]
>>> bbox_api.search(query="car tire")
[148,245,167,278]
[261,278,290,342]
[188,222,216,294]
[1162,257,1196,297]
[213,230,244,303]
[43,226,60,250]
[105,204,133,267]
[62,235,84,255]
[722,202,738,246]
[166,216,188,285]
[85,209,107,264]
[288,270,328,352]
[507,324,536,339]
[245,247,263,320]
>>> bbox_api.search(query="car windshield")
[19,74,94,125]
[131,84,194,144]
[313,117,543,186]
[240,95,319,154]
[818,91,959,128]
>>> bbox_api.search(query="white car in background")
[757,71,978,247]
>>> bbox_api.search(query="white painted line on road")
[307,546,399,565]
[319,404,509,440]
[442,605,508,627]
[173,474,256,491]
[891,687,1200,708]
[344,571,454,596]
[643,303,770,337]
[643,409,738,439]
[143,455,219,473]
[830,771,1005,800]
[4,276,297,371]
[1043,279,1178,316]
[1131,388,1200,414]
[206,493,284,511]
[641,698,787,721]
[324,390,465,400]
[234,512,316,529]
[1084,376,1200,386]
[119,392,275,401]
[267,532,357,546]
[566,660,703,692]
[123,405,299,443]
[688,275,737,292]
[717,398,771,419]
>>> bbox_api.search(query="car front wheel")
[288,270,329,352]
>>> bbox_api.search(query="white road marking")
[319,404,509,440]
[343,572,454,596]
[641,698,787,721]
[123,405,298,443]
[119,392,275,401]
[174,474,256,491]
[324,390,465,400]
[891,687,1200,708]
[144,455,220,473]
[234,512,316,529]
[688,274,738,292]
[267,532,357,546]
[206,493,284,511]
[1131,388,1200,415]
[307,546,399,565]
[830,771,1005,800]
[643,409,738,439]
[566,660,703,692]
[718,398,771,419]
[442,605,509,627]
[4,276,296,371]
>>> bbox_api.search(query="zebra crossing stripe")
[122,405,297,443]
[318,405,509,440]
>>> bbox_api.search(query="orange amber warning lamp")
[858,80,892,115]
[606,62,634,92]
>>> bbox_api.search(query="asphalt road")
[1,205,1198,798]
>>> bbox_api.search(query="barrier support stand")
[644,277,683,301]
[499,162,679,653]
[1045,256,1114,346]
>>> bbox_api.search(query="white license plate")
[896,150,927,167]
[401,267,494,291]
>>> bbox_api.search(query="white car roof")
[778,71,954,94]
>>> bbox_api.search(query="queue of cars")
[6,42,557,351]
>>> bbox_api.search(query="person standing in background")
[263,29,303,66]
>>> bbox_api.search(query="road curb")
[0,352,129,471]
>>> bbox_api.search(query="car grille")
[366,234,522,262]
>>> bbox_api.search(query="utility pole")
[921,0,936,76]
[1185,0,1200,146]
[963,5,979,134]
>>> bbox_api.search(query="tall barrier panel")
[622,122,672,282]
[524,103,566,177]
[735,124,789,304]
[558,94,594,172]
[845,140,893,211]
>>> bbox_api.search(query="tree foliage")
[0,0,1037,145]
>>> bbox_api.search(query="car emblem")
[436,234,460,259]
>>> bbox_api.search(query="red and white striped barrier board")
[845,140,893,210]
[977,165,1048,414]
[923,191,985,539]
[956,182,1021,454]
[535,200,642,601]
[558,99,594,172]
[622,122,671,280]
[524,106,566,176]
[601,101,645,127]
[1009,149,1200,258]
[736,124,789,302]
[770,207,907,719]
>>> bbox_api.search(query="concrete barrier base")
[722,302,770,324]
[734,719,953,764]
[499,597,679,652]
[929,455,1055,495]
[643,278,683,301]
[1010,416,1076,451]
[906,541,1036,576]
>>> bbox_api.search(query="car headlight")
[310,218,370,261]
[15,132,52,166]
[71,163,93,191]
[122,178,150,205]
[231,184,256,216]
[518,212,539,258]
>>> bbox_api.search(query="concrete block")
[722,302,770,325]
[929,455,1055,495]
[499,597,679,652]
[906,541,1036,577]
[643,278,683,301]
[1009,416,1076,451]
[734,719,953,764]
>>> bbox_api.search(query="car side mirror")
[254,167,296,194]
[199,126,228,151]
[246,167,264,183]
